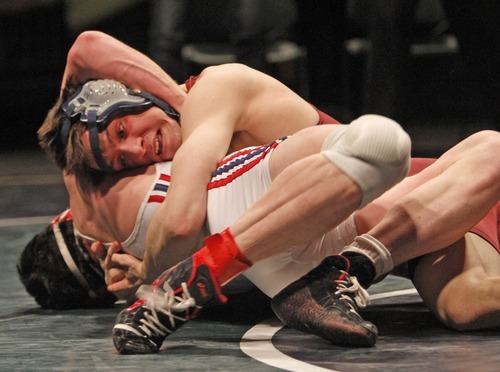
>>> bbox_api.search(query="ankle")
[343,234,394,280]
[196,229,252,284]
[341,252,376,288]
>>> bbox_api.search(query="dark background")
[0,0,497,156]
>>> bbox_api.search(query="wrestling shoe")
[112,258,227,354]
[271,255,377,347]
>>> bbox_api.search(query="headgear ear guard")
[61,79,180,172]
[50,210,115,302]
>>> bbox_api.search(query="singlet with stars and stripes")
[86,137,288,259]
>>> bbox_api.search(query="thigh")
[267,125,341,180]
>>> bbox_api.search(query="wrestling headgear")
[17,209,118,309]
[61,79,180,172]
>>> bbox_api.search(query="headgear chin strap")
[53,220,96,297]
[61,79,180,172]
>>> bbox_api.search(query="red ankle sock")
[194,228,252,284]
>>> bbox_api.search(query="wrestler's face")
[82,107,182,171]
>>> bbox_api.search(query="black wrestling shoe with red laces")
[271,255,378,347]
[112,258,226,354]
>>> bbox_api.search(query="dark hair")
[17,219,117,310]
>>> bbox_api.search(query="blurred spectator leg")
[230,0,297,74]
[363,0,418,121]
[149,0,190,82]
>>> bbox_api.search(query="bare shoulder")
[182,63,319,143]
[183,63,305,116]
[70,166,156,243]
[190,64,283,97]
[181,64,270,130]
[198,63,260,80]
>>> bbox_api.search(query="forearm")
[142,150,213,281]
[62,31,185,111]
[143,218,204,283]
[141,112,236,279]
[142,194,220,283]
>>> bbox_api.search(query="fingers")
[107,273,141,292]
[104,241,122,271]
[106,252,145,292]
[110,252,141,268]
[107,267,126,284]
[88,241,145,293]
[90,241,105,260]
[107,280,132,293]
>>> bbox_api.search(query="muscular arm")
[142,70,246,281]
[62,31,186,111]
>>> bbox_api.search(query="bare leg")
[233,115,411,264]
[267,130,499,347]
[349,130,500,279]
[413,233,500,330]
[231,133,362,263]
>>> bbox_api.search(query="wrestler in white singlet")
[76,138,349,297]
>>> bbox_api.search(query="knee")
[343,115,412,169]
[321,115,411,207]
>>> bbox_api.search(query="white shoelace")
[135,283,199,338]
[335,272,370,313]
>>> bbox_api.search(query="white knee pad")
[321,115,411,207]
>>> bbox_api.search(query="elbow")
[72,30,107,50]
[67,31,106,70]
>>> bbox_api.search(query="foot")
[271,255,377,347]
[112,257,226,354]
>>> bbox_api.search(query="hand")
[104,243,146,293]
[91,241,143,296]
[90,241,122,285]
